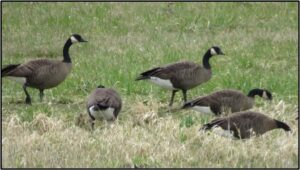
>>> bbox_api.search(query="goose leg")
[89,117,95,131]
[106,120,115,128]
[39,89,44,102]
[169,90,178,107]
[182,89,187,103]
[23,84,31,105]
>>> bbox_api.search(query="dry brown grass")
[2,2,298,168]
[2,99,298,168]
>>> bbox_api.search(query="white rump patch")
[7,76,26,85]
[70,36,78,43]
[191,106,214,115]
[149,77,175,90]
[89,106,115,121]
[210,48,217,55]
[211,125,235,139]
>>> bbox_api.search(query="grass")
[1,2,298,168]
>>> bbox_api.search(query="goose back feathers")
[86,85,122,130]
[201,111,291,139]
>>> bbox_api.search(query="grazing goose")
[1,34,87,104]
[201,111,291,139]
[135,46,225,106]
[182,88,272,115]
[86,85,122,130]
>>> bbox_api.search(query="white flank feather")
[7,76,26,85]
[149,76,175,90]
[211,125,235,139]
[191,106,214,115]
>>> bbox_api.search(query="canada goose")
[135,46,225,107]
[1,34,87,104]
[86,85,122,130]
[201,111,291,139]
[182,88,272,115]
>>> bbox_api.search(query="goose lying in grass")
[201,111,291,139]
[182,88,272,115]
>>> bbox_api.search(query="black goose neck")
[202,50,212,69]
[63,39,72,63]
[275,120,291,131]
[247,89,263,98]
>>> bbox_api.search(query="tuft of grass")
[2,2,298,168]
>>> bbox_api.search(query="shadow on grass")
[4,98,84,105]
[157,105,183,117]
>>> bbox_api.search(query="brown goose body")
[182,88,272,115]
[201,111,291,139]
[136,46,225,106]
[1,34,87,104]
[139,61,212,90]
[86,86,122,130]
[3,60,72,89]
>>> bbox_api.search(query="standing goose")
[1,34,87,104]
[201,111,291,139]
[182,88,272,115]
[135,46,225,107]
[86,85,122,130]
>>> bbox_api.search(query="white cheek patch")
[210,48,217,55]
[262,91,268,99]
[89,106,115,121]
[149,77,175,90]
[211,125,235,139]
[7,76,26,85]
[191,106,214,115]
[70,36,78,43]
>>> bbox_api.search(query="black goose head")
[97,85,105,88]
[70,34,88,43]
[210,46,225,56]
[261,89,272,100]
[247,88,272,100]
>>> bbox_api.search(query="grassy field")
[1,2,298,168]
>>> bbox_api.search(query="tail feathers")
[182,101,194,109]
[135,67,161,81]
[135,75,149,81]
[200,118,224,131]
[200,123,213,131]
[182,97,208,109]
[275,120,291,131]
[1,64,20,77]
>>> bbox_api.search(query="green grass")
[2,2,298,168]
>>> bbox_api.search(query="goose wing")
[2,59,59,77]
[136,61,199,80]
[183,92,222,113]
[217,112,260,138]
[87,88,122,110]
